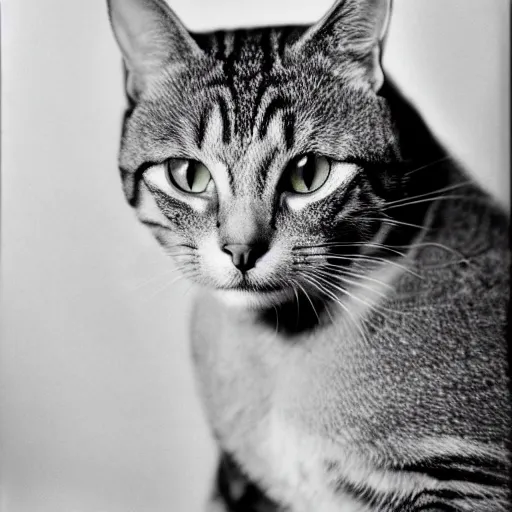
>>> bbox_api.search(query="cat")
[107,0,511,510]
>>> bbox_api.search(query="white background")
[1,1,509,511]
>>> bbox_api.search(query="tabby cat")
[107,0,511,510]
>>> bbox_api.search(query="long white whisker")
[308,269,403,319]
[360,217,431,231]
[383,181,472,208]
[131,262,192,291]
[142,266,199,303]
[273,305,280,336]
[300,273,369,343]
[299,253,423,279]
[392,241,470,262]
[320,263,395,290]
[296,242,408,258]
[383,194,472,211]
[312,267,389,300]
[403,155,453,176]
[294,280,321,325]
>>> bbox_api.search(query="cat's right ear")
[107,0,203,100]
[292,0,392,92]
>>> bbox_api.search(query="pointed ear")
[107,0,203,100]
[293,0,392,91]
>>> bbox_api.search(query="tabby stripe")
[250,29,275,128]
[334,475,493,511]
[217,95,232,144]
[399,455,509,487]
[283,111,296,150]
[260,29,275,75]
[259,96,293,140]
[405,466,507,488]
[223,30,242,129]
[414,503,459,512]
[425,488,486,501]
[257,147,279,188]
[215,30,226,60]
[120,163,152,208]
[410,487,494,510]
[402,454,509,471]
[196,104,211,149]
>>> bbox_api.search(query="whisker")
[295,242,408,259]
[144,267,199,302]
[297,241,467,271]
[323,302,336,327]
[294,280,321,325]
[360,216,431,231]
[300,273,368,342]
[293,285,301,329]
[162,242,198,255]
[273,305,280,336]
[308,269,405,319]
[386,242,471,265]
[421,259,472,270]
[403,155,453,177]
[312,266,390,299]
[320,263,395,290]
[182,279,197,298]
[382,194,472,211]
[298,253,423,279]
[142,274,184,304]
[383,181,473,208]
[130,262,193,292]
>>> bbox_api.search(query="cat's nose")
[222,243,267,273]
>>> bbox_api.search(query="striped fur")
[107,1,511,511]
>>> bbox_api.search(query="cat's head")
[108,0,410,310]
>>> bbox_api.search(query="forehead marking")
[258,96,295,151]
[216,95,231,144]
[257,147,280,190]
[197,96,231,149]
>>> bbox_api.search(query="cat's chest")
[241,409,366,512]
[191,293,375,510]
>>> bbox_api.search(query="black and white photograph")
[1,1,510,511]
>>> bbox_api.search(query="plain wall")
[1,1,509,511]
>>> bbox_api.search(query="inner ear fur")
[293,0,392,92]
[107,0,203,100]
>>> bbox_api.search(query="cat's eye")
[286,154,331,194]
[166,158,212,194]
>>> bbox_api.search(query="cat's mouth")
[215,272,286,294]
[214,278,294,309]
[229,281,283,294]
[216,287,295,309]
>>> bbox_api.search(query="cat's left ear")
[107,0,203,100]
[293,0,392,92]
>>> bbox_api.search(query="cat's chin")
[215,288,295,310]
